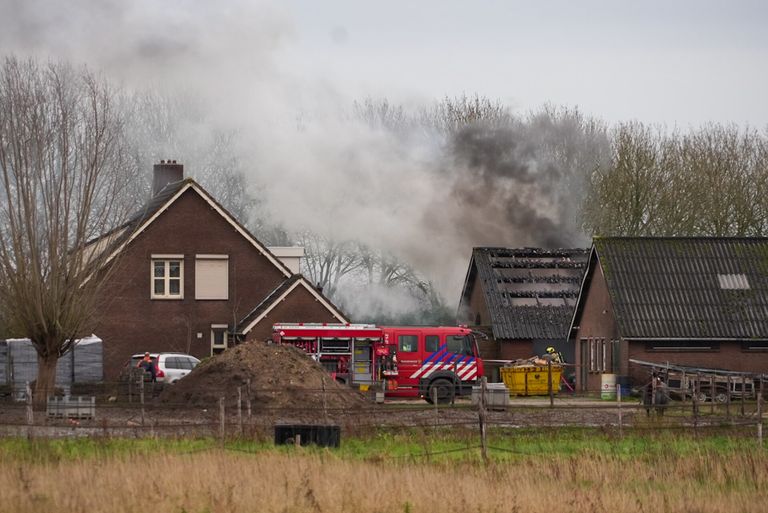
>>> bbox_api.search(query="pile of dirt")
[158,341,368,411]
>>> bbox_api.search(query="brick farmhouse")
[90,162,347,379]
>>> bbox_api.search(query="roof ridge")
[594,236,768,241]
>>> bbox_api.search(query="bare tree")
[295,231,365,298]
[124,90,263,231]
[583,122,665,236]
[583,122,768,237]
[352,97,409,132]
[420,94,513,135]
[0,57,135,406]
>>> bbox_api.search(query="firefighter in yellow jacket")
[545,346,565,364]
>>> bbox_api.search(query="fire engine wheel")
[714,391,729,403]
[426,378,454,405]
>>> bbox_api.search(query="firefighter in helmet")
[545,346,565,364]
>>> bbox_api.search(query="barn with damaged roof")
[457,247,589,382]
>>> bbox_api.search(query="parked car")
[125,353,201,384]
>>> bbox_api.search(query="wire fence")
[0,376,765,452]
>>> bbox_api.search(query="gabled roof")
[96,178,292,277]
[237,274,349,335]
[582,237,768,340]
[461,247,589,340]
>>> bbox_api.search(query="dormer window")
[151,255,184,299]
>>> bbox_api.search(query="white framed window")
[211,324,228,356]
[601,338,607,372]
[588,338,607,373]
[151,255,184,299]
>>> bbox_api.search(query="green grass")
[0,426,761,464]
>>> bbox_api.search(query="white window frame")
[588,337,608,373]
[151,255,184,299]
[600,338,607,372]
[211,324,228,356]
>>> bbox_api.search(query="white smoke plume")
[0,1,606,312]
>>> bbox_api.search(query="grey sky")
[1,0,764,126]
[281,0,768,126]
[1,0,765,304]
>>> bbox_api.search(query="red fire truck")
[271,323,485,403]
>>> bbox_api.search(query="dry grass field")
[1,442,767,513]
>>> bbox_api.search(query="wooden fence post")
[548,361,554,408]
[693,376,700,433]
[616,383,622,438]
[726,375,731,420]
[741,375,746,416]
[479,377,488,464]
[25,382,33,427]
[247,378,252,422]
[237,386,243,437]
[140,378,145,427]
[322,377,328,421]
[219,396,225,441]
[710,376,715,415]
[451,363,457,406]
[758,379,764,446]
[432,386,439,427]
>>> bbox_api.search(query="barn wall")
[572,262,621,392]
[627,341,768,385]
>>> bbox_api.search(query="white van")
[129,353,200,384]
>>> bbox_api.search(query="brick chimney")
[152,160,184,196]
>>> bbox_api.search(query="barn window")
[646,340,720,351]
[741,341,768,352]
[588,338,607,372]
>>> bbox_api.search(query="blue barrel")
[616,376,632,398]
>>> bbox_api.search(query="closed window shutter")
[195,258,228,299]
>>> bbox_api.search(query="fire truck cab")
[271,323,484,404]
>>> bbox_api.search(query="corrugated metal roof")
[471,247,589,340]
[595,237,768,339]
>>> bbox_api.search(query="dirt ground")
[0,341,749,438]
[0,393,656,439]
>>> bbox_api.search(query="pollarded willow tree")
[0,57,136,406]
